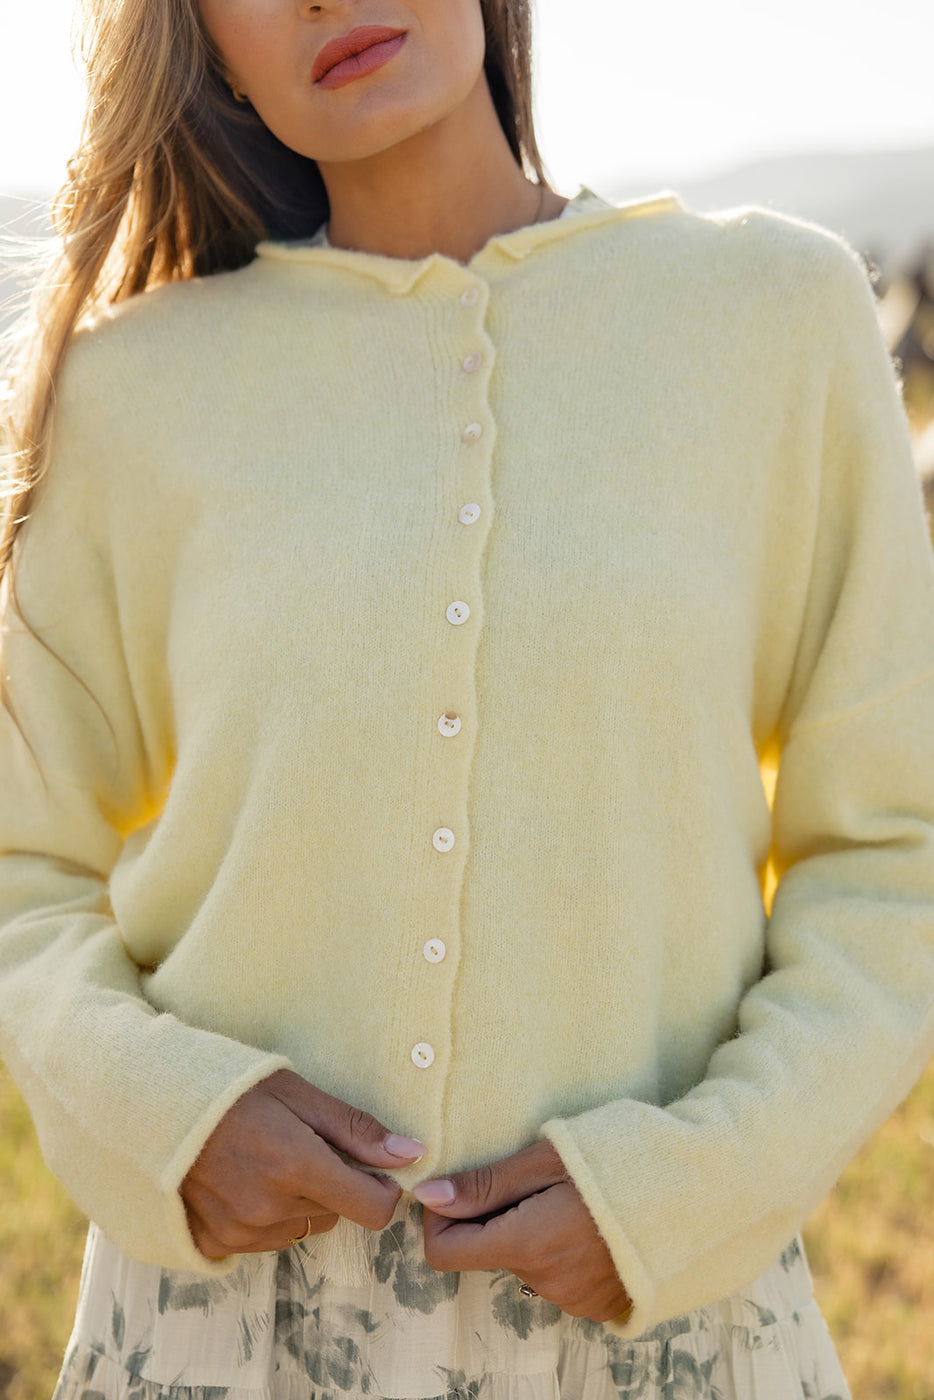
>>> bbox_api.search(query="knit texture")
[2,190,934,1337]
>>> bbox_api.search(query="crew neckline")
[255,186,682,292]
[300,185,613,252]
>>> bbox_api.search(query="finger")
[267,1070,427,1169]
[280,1128,404,1230]
[189,1124,400,1236]
[189,1206,340,1258]
[423,1185,634,1325]
[185,1082,405,1234]
[276,1212,341,1249]
[413,1138,567,1218]
[422,1192,536,1273]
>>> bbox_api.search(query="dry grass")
[804,1057,934,1399]
[2,1059,934,1399]
[0,1072,86,1400]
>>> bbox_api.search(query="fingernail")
[384,1134,428,1161]
[412,1179,456,1208]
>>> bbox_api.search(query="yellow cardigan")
[3,189,934,1337]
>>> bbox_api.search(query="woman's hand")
[181,1069,426,1258]
[414,1140,633,1324]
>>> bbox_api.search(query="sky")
[1,0,933,199]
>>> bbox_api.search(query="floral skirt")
[54,1197,850,1400]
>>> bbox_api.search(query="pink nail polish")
[413,1179,456,1208]
[384,1134,428,1160]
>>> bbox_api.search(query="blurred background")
[1,1,934,1396]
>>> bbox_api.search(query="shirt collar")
[255,186,682,294]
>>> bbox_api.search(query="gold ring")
[518,1282,538,1298]
[288,1217,312,1247]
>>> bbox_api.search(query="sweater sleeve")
[542,234,934,1335]
[0,350,290,1272]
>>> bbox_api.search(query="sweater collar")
[255,186,682,294]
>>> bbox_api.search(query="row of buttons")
[410,285,484,1072]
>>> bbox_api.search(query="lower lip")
[316,34,407,90]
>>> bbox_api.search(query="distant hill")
[611,145,934,280]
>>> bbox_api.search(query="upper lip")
[312,26,407,82]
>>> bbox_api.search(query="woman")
[2,0,934,1396]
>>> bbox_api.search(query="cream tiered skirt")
[54,1198,850,1400]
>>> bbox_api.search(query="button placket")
[411,274,493,1079]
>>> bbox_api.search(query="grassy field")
[805,1057,934,1398]
[0,1071,86,1400]
[2,1058,934,1400]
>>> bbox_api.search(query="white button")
[462,352,483,374]
[462,422,483,445]
[458,503,481,526]
[460,286,480,308]
[411,1042,436,1068]
[432,827,455,852]
[438,711,462,737]
[423,939,447,963]
[446,601,470,625]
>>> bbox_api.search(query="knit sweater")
[2,187,934,1338]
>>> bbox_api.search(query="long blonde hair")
[0,0,545,589]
